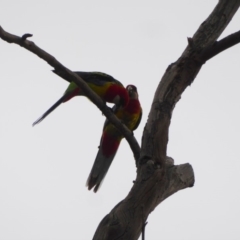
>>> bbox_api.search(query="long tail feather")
[32,94,67,126]
[86,146,119,193]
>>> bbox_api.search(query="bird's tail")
[32,94,69,126]
[86,140,121,193]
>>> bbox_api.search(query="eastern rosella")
[86,85,142,192]
[32,71,129,126]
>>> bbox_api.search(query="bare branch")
[93,161,194,240]
[140,0,240,166]
[1,1,239,239]
[200,30,240,62]
[93,1,239,239]
[0,25,140,160]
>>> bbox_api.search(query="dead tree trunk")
[92,1,240,239]
[0,1,240,239]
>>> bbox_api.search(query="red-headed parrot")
[86,85,142,192]
[32,71,129,126]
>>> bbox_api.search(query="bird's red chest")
[125,99,141,114]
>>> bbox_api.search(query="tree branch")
[1,0,239,239]
[140,0,240,167]
[0,26,141,161]
[93,160,194,240]
[93,1,239,239]
[199,30,240,62]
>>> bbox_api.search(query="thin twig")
[21,33,33,41]
[142,222,148,240]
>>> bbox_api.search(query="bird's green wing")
[52,70,122,86]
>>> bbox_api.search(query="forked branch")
[0,1,240,239]
[93,1,240,239]
[200,30,240,62]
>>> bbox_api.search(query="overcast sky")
[1,1,240,239]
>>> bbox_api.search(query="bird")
[86,85,142,192]
[32,71,129,126]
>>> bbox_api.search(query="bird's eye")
[127,85,132,91]
[127,85,136,92]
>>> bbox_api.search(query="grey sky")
[0,1,240,239]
